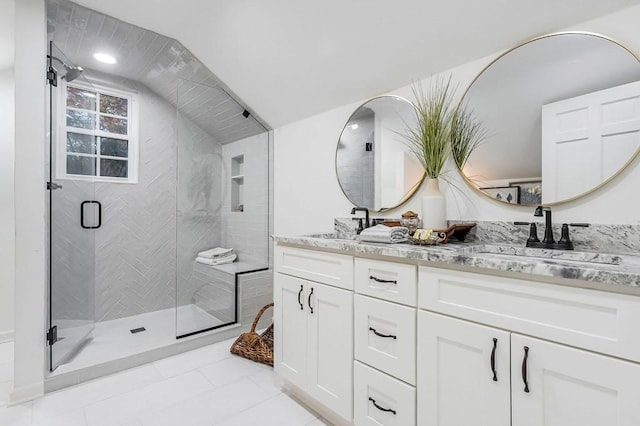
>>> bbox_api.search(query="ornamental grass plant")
[402,76,487,178]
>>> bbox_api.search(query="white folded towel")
[197,247,234,259]
[359,224,409,244]
[195,254,237,266]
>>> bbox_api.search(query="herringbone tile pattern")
[51,179,95,322]
[221,134,270,267]
[94,88,178,321]
[51,79,269,326]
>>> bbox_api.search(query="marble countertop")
[273,234,640,295]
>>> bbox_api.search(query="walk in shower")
[45,0,272,383]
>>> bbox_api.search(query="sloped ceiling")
[71,0,639,128]
[47,0,268,144]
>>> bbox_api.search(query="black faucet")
[534,206,554,244]
[351,207,370,230]
[518,206,589,250]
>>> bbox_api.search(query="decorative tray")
[409,223,477,245]
[409,232,448,245]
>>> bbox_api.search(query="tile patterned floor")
[0,339,330,425]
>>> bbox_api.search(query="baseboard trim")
[280,380,351,426]
[8,381,44,406]
[0,330,14,343]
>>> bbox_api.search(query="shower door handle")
[81,201,102,229]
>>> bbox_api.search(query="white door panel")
[511,334,640,426]
[542,80,640,201]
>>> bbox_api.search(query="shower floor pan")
[46,305,240,392]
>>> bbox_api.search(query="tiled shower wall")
[221,134,270,267]
[50,76,180,322]
[176,108,224,313]
[54,72,270,323]
[93,78,178,322]
[58,72,224,322]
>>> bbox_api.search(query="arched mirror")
[460,32,640,205]
[335,95,424,211]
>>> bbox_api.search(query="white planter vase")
[421,178,447,230]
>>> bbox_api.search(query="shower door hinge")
[47,326,58,346]
[47,182,63,190]
[47,66,58,87]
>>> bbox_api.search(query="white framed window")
[58,81,139,183]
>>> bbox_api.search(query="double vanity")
[275,28,640,425]
[273,233,640,425]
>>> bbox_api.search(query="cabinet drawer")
[355,294,416,384]
[419,266,640,362]
[354,361,416,426]
[274,245,353,290]
[355,257,417,306]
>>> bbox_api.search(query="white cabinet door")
[274,273,308,388]
[511,334,640,426]
[418,311,511,426]
[307,282,353,421]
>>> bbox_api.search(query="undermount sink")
[458,244,622,266]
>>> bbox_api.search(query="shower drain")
[130,327,146,334]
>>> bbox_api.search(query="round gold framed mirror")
[335,95,425,211]
[460,32,640,205]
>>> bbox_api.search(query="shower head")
[48,55,84,82]
[63,64,84,82]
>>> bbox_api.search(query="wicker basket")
[230,303,274,366]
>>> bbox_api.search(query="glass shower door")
[175,79,270,337]
[48,42,97,371]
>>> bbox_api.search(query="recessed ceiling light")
[93,53,117,64]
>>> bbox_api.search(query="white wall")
[274,5,640,236]
[0,0,15,342]
[11,0,47,404]
[0,67,15,343]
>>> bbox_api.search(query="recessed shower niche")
[45,0,273,389]
[231,155,245,212]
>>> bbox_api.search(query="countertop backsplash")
[334,218,640,254]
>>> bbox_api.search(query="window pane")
[100,138,128,158]
[67,87,96,110]
[67,133,96,154]
[100,116,127,135]
[67,155,96,176]
[67,110,95,129]
[100,158,128,178]
[100,94,128,117]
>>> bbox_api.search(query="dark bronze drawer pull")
[491,338,498,382]
[297,285,303,310]
[369,275,397,284]
[369,397,396,415]
[369,327,396,339]
[308,287,314,314]
[522,346,530,393]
